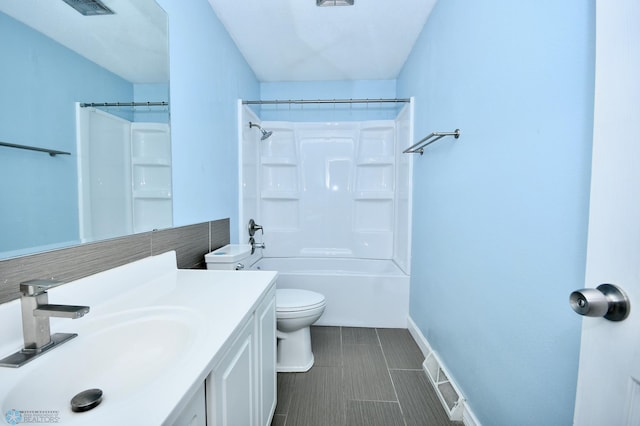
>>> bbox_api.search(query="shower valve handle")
[248,219,263,236]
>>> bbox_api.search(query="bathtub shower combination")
[240,100,413,328]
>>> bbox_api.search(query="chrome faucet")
[0,279,90,368]
[249,237,266,255]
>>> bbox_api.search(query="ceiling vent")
[61,0,114,16]
[316,0,354,6]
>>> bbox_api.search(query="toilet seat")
[276,289,325,313]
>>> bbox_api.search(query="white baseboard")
[462,403,481,426]
[407,316,432,357]
[407,316,481,426]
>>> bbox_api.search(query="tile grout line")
[339,326,346,426]
[346,398,406,404]
[389,367,424,372]
[376,328,409,426]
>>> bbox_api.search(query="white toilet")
[205,244,326,372]
[275,288,325,372]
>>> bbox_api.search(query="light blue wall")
[397,1,595,425]
[259,80,399,121]
[157,0,260,242]
[0,12,133,254]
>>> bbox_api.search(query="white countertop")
[0,251,277,425]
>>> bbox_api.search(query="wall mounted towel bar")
[0,141,70,157]
[403,129,460,155]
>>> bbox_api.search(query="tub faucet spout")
[249,237,265,254]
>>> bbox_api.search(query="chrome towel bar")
[403,129,460,155]
[0,141,70,157]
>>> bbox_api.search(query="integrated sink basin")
[0,251,279,425]
[1,306,203,424]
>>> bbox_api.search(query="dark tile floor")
[271,326,461,426]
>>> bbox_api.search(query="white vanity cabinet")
[172,385,207,426]
[207,286,276,426]
[0,253,278,426]
[255,289,276,426]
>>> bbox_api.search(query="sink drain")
[70,388,103,412]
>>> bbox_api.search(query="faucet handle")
[248,219,264,237]
[20,279,64,296]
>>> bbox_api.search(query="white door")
[573,0,640,424]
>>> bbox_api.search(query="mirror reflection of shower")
[249,122,273,140]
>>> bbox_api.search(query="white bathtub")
[250,257,410,328]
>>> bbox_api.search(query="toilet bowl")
[276,289,325,372]
[205,245,326,372]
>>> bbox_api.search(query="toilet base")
[276,326,314,372]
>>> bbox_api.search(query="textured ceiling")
[0,0,168,83]
[207,0,437,82]
[1,0,436,84]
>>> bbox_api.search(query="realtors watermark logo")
[4,410,21,425]
[4,410,60,424]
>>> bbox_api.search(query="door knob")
[569,284,630,321]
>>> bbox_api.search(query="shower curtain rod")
[242,98,410,105]
[79,101,168,108]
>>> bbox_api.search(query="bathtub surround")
[397,1,595,424]
[76,108,173,242]
[246,120,408,260]
[0,219,230,305]
[240,108,414,328]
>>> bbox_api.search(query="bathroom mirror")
[0,0,170,259]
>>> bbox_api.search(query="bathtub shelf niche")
[133,189,172,199]
[130,123,172,233]
[356,156,395,166]
[353,191,394,200]
[261,191,300,200]
[260,157,297,166]
[132,158,171,166]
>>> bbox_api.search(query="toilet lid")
[276,289,325,312]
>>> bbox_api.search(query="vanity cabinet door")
[172,384,206,426]
[208,318,254,426]
[255,290,276,426]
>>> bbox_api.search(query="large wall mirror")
[0,0,170,260]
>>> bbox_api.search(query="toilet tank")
[205,244,253,270]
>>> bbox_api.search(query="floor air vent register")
[424,351,466,421]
